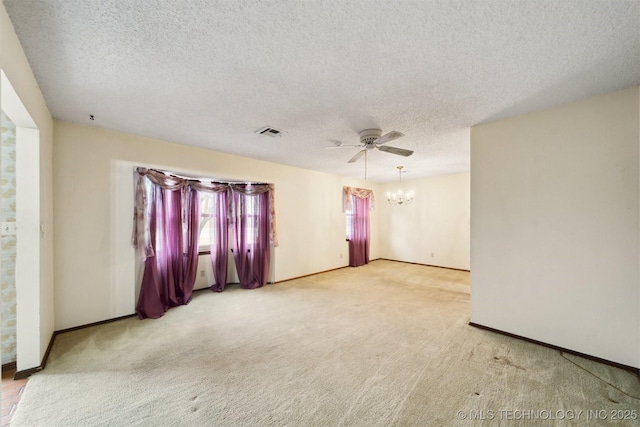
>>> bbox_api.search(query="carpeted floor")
[11,260,640,426]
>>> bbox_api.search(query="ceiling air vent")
[256,126,284,137]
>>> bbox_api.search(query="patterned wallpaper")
[1,110,17,364]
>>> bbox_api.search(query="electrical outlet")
[1,222,16,236]
[199,270,205,277]
[430,252,434,258]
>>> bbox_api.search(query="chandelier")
[386,166,414,205]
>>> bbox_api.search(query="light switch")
[1,222,16,235]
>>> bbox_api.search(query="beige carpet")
[11,260,640,426]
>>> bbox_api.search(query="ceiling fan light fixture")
[358,128,383,145]
[329,129,411,163]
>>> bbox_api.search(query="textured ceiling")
[4,1,640,182]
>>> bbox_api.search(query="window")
[346,200,354,240]
[343,188,371,267]
[244,195,258,244]
[134,168,277,298]
[198,191,259,252]
[198,192,215,252]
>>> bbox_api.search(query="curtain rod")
[143,167,270,186]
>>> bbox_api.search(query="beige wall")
[53,120,380,330]
[471,86,640,368]
[0,3,55,370]
[379,173,470,270]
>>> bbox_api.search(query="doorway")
[1,70,41,372]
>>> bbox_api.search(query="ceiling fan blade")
[378,145,414,157]
[373,131,404,145]
[325,144,362,149]
[348,150,366,163]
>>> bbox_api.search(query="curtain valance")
[133,168,279,260]
[343,186,374,211]
[188,180,230,193]
[136,168,188,190]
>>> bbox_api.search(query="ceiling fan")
[327,129,414,163]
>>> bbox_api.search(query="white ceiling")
[4,1,639,182]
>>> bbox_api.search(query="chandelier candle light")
[387,166,414,205]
